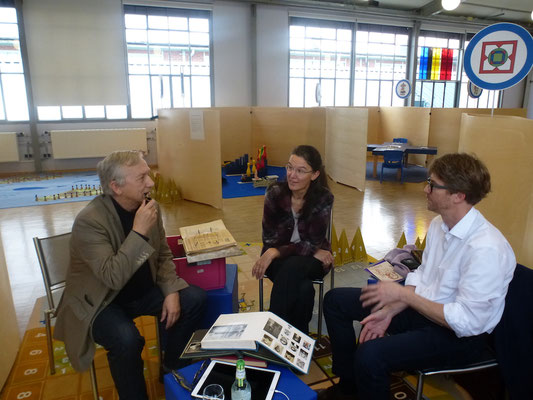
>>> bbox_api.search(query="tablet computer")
[191,360,280,400]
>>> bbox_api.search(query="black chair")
[414,263,533,400]
[258,210,333,341]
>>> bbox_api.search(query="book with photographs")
[366,260,404,282]
[180,329,285,368]
[200,311,315,374]
[179,219,238,255]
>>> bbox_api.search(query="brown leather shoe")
[316,384,357,400]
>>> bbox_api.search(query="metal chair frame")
[414,357,498,400]
[34,233,99,400]
[258,210,333,341]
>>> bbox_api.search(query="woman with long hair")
[252,145,334,334]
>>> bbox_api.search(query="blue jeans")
[92,285,206,400]
[323,287,488,400]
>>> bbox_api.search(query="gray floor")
[311,261,370,337]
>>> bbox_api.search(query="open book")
[366,260,404,282]
[179,219,238,255]
[200,312,315,374]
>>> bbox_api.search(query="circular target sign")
[395,79,411,99]
[464,23,533,90]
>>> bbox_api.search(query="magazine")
[200,312,315,373]
[366,260,404,282]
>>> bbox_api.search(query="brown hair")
[429,153,491,205]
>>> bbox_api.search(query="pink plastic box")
[166,235,227,291]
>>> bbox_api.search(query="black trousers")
[324,287,489,400]
[266,255,324,334]
[92,285,207,400]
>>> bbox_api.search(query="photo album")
[200,311,316,373]
[366,260,404,282]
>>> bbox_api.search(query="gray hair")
[97,150,144,195]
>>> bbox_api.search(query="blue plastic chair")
[393,138,408,143]
[381,150,404,183]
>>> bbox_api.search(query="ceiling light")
[531,10,533,21]
[441,0,461,11]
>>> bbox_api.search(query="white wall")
[212,1,252,106]
[501,79,526,108]
[256,5,290,106]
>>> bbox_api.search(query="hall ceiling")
[277,0,533,27]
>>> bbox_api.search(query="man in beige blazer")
[54,150,206,400]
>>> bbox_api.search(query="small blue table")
[164,360,317,400]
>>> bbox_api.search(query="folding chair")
[34,233,99,400]
[258,210,333,341]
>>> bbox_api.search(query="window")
[124,5,212,118]
[0,6,29,121]
[289,18,353,107]
[414,31,461,108]
[354,24,409,106]
[36,105,128,121]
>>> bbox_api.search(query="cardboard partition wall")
[379,107,431,166]
[219,107,253,163]
[251,108,326,167]
[365,106,381,145]
[0,239,19,388]
[325,107,368,191]
[459,113,533,268]
[429,108,527,158]
[157,109,223,209]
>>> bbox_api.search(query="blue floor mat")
[222,166,286,199]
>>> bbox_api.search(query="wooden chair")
[258,210,333,341]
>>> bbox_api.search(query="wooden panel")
[219,107,253,163]
[251,107,326,166]
[157,109,222,209]
[0,239,20,387]
[0,132,18,162]
[379,107,431,165]
[51,129,147,159]
[325,107,367,191]
[365,107,381,144]
[429,108,527,157]
[459,113,533,267]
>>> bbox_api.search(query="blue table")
[367,143,437,177]
[164,360,317,400]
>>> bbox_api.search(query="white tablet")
[191,360,280,400]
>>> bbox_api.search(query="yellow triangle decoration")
[396,232,407,248]
[414,237,421,249]
[420,234,427,250]
[339,229,353,265]
[350,227,367,263]
[330,224,342,267]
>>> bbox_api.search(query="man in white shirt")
[320,153,516,400]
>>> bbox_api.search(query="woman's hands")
[313,249,334,268]
[252,248,280,279]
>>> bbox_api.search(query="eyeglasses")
[286,164,313,177]
[426,177,451,193]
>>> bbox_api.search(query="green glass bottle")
[230,359,251,400]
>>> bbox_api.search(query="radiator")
[50,128,147,159]
[0,132,19,162]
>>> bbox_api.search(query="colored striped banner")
[418,47,454,80]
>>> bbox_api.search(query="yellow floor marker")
[421,234,427,250]
[415,236,421,248]
[396,232,407,248]
[339,229,353,265]
[351,227,368,262]
[330,224,342,266]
